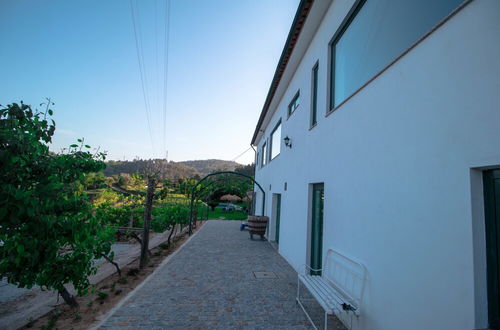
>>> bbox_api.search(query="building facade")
[251,0,500,329]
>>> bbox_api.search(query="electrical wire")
[231,147,252,162]
[154,0,160,110]
[162,0,171,159]
[130,0,156,155]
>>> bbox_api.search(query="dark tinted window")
[311,63,318,126]
[288,91,301,116]
[261,142,267,167]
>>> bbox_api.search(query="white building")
[251,0,500,329]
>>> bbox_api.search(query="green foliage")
[151,204,189,232]
[95,203,131,226]
[94,187,144,225]
[93,190,122,206]
[96,291,108,300]
[197,174,253,203]
[117,173,130,186]
[82,172,106,190]
[234,163,255,178]
[207,207,247,220]
[175,178,198,196]
[129,173,144,189]
[0,101,115,304]
[41,309,61,330]
[95,202,145,227]
[93,189,144,207]
[207,200,219,211]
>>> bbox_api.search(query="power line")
[231,147,252,162]
[154,0,160,110]
[162,0,171,159]
[134,0,154,137]
[129,0,156,154]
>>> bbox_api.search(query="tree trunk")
[130,233,152,256]
[101,253,121,277]
[58,286,78,308]
[130,232,142,245]
[140,176,155,269]
[167,224,176,247]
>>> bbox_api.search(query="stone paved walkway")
[99,220,314,329]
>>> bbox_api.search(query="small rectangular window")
[288,90,300,117]
[311,62,318,127]
[270,120,281,160]
[261,142,267,167]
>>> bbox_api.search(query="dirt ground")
[21,222,204,330]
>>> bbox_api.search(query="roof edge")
[251,0,314,146]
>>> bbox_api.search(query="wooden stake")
[139,175,155,269]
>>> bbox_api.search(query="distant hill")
[103,159,199,179]
[178,159,240,176]
[103,159,243,179]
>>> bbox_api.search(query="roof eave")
[251,0,314,146]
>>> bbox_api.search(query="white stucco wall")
[253,0,500,329]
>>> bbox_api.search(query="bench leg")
[324,311,327,330]
[297,276,300,302]
[296,296,318,330]
[296,280,319,330]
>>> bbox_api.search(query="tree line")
[103,158,250,179]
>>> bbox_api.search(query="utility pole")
[139,175,156,269]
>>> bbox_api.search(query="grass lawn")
[207,208,247,220]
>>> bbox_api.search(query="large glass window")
[270,120,281,160]
[261,142,267,167]
[330,0,463,109]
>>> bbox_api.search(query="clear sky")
[0,0,299,164]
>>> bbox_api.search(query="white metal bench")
[296,249,367,329]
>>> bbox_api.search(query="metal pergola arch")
[188,171,266,235]
[190,175,243,205]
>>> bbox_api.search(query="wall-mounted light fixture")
[284,136,292,148]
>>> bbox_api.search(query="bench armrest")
[299,263,322,275]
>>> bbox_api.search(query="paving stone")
[100,220,344,329]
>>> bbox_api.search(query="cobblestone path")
[99,220,313,329]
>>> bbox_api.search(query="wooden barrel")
[247,215,269,240]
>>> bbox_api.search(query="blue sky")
[0,0,299,164]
